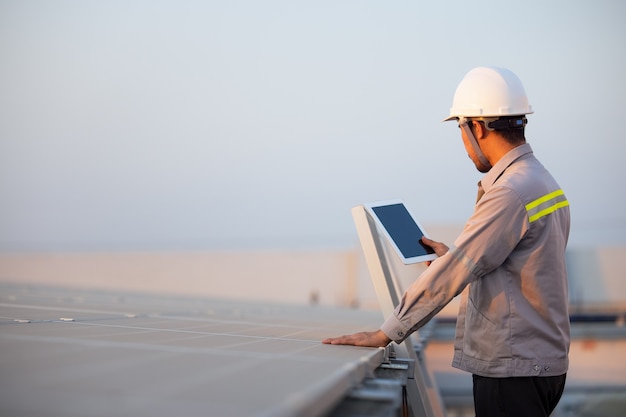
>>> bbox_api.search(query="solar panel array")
[0,284,386,417]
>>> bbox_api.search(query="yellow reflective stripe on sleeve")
[526,189,569,223]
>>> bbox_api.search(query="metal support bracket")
[352,205,447,417]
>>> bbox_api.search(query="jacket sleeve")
[380,186,528,343]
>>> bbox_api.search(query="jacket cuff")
[380,314,411,344]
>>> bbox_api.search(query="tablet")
[364,199,437,264]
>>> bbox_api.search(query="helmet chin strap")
[459,117,492,170]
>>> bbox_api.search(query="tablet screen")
[367,201,436,263]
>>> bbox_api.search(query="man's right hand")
[421,236,449,266]
[321,330,391,347]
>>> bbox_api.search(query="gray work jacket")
[380,143,571,378]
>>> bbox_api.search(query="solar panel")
[0,284,387,417]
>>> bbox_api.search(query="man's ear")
[472,120,487,139]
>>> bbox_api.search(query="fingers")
[321,336,347,345]
[421,236,449,257]
[421,236,434,244]
[322,331,391,347]
[322,334,359,345]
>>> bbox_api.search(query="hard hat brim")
[442,111,533,123]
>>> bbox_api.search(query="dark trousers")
[472,374,566,417]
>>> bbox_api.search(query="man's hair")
[495,124,526,145]
[474,117,526,145]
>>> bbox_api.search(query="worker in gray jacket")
[323,66,570,417]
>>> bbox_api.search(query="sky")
[1,0,625,251]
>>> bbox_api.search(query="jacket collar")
[480,143,533,193]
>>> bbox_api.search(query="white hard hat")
[443,66,533,121]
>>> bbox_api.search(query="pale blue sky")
[1,0,625,251]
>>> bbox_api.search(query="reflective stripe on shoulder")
[525,189,569,223]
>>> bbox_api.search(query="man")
[323,67,570,417]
